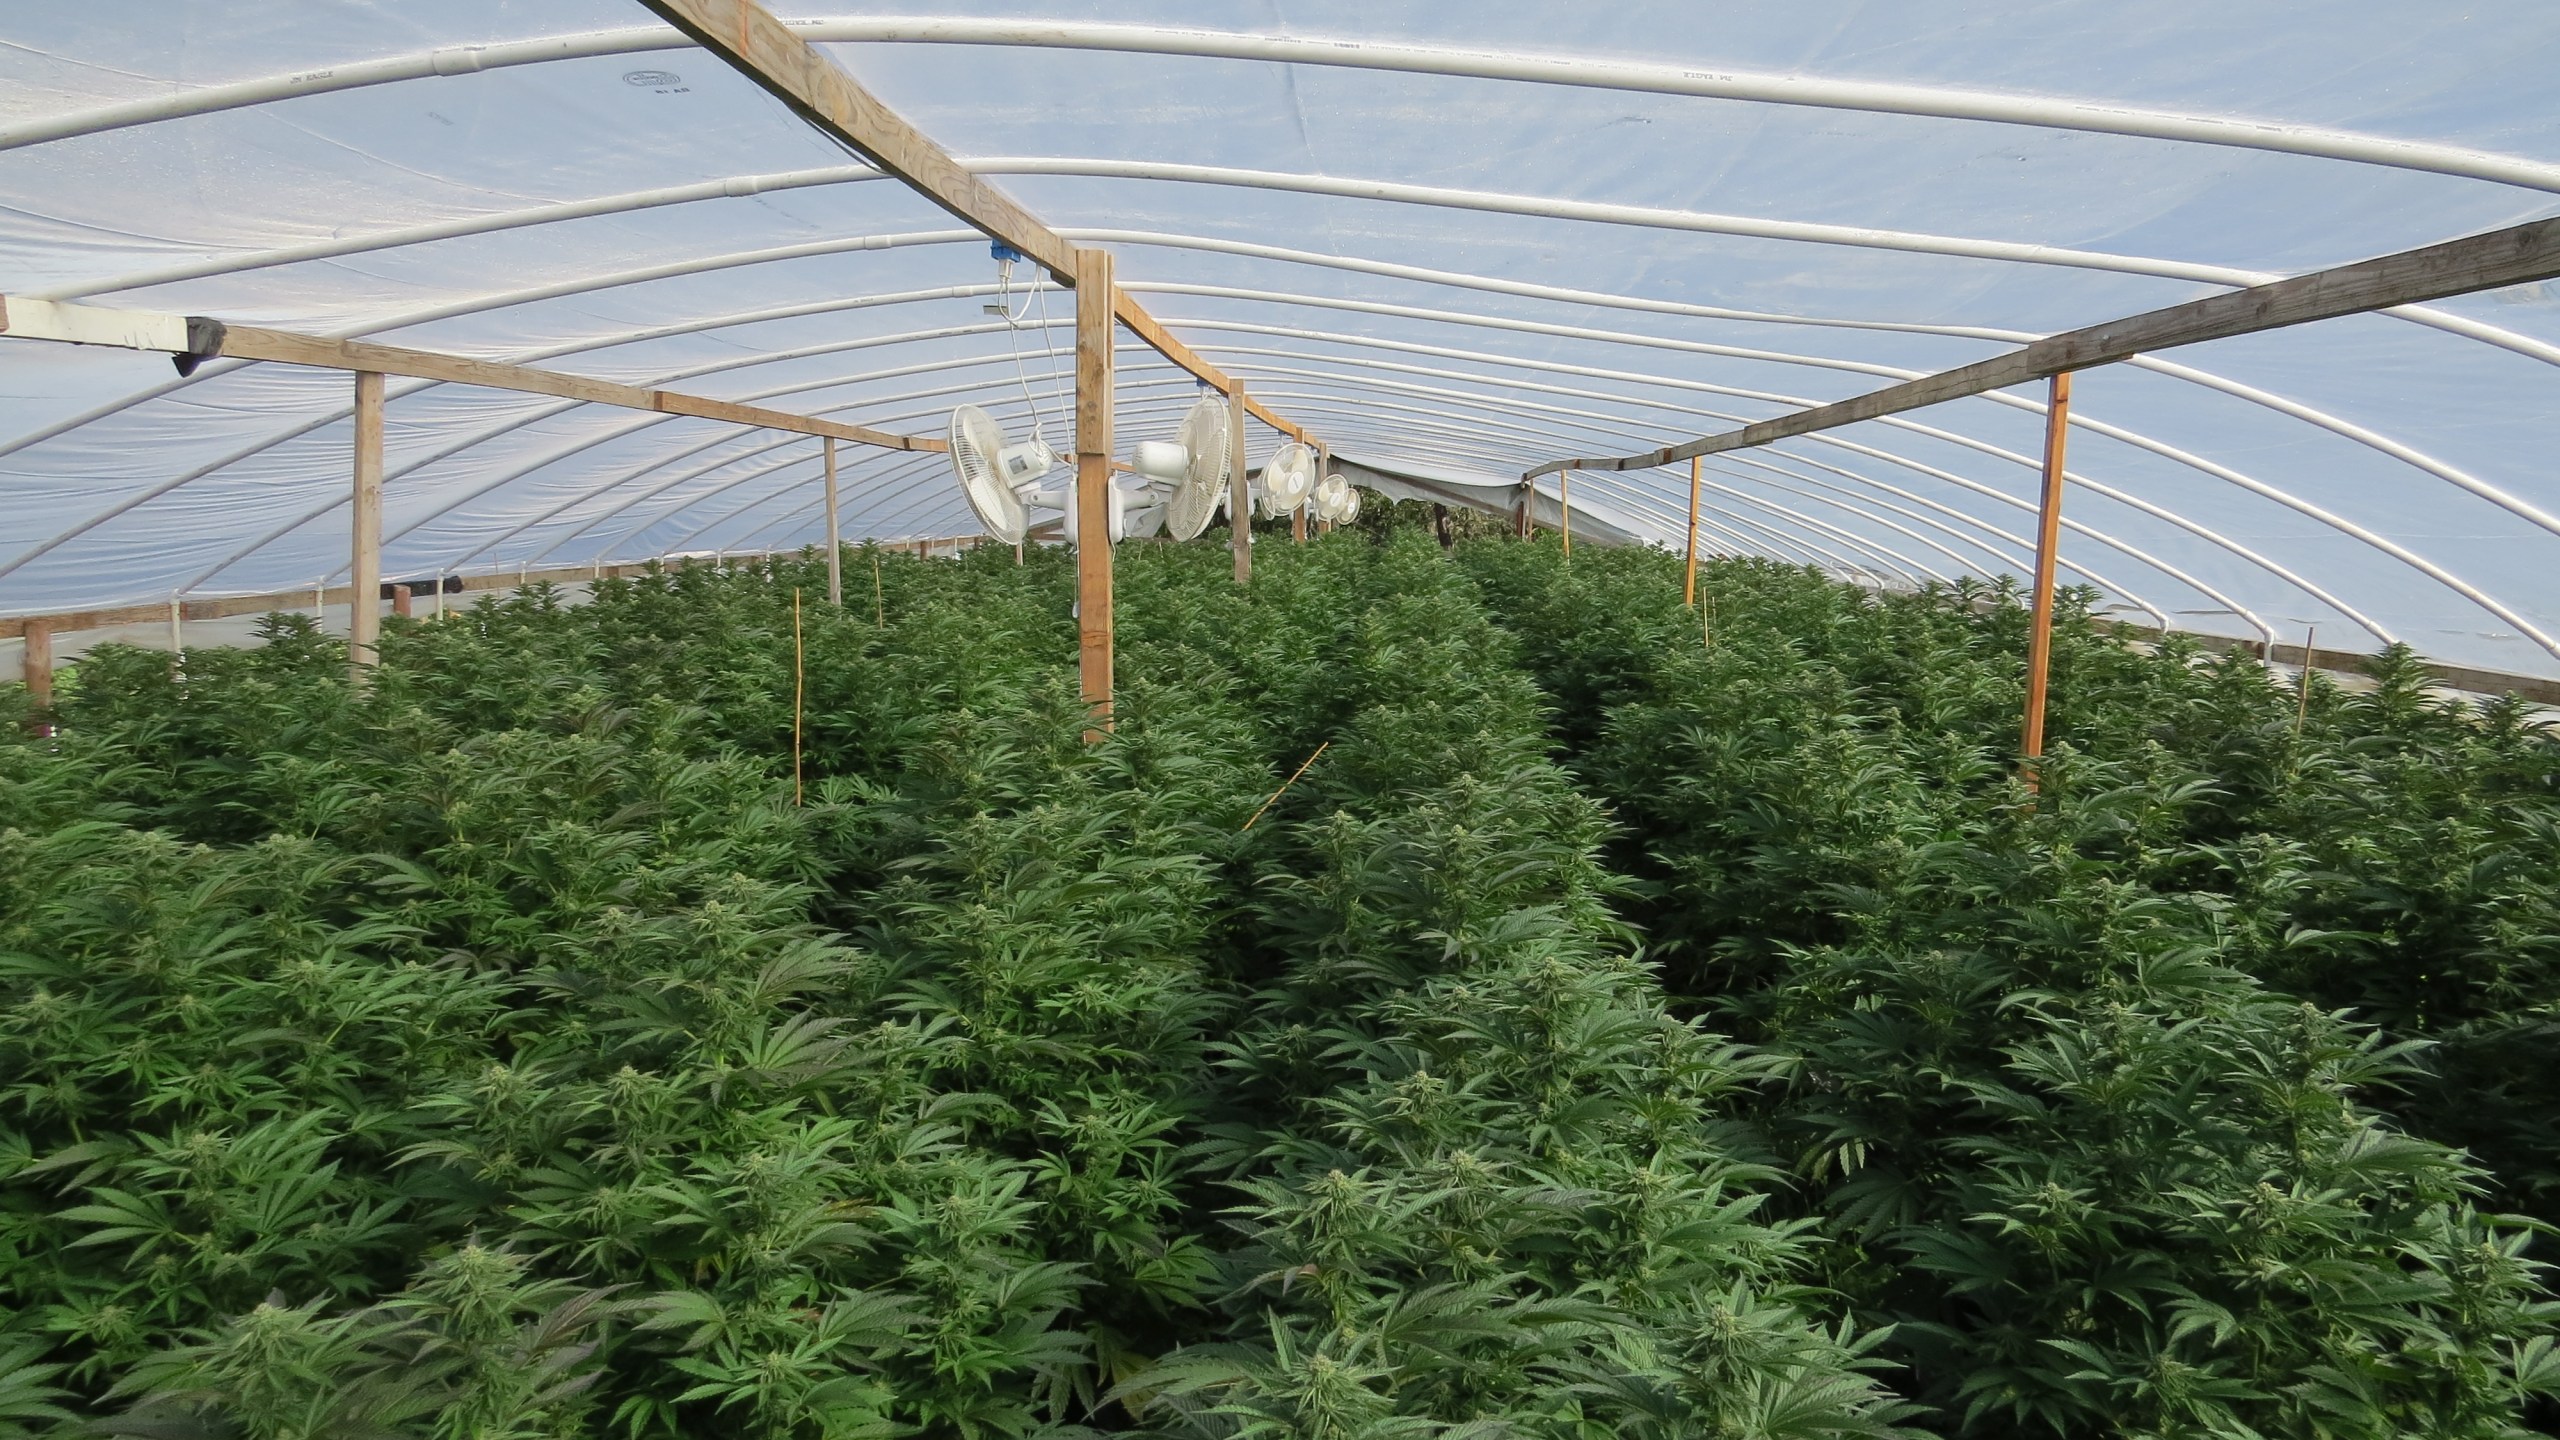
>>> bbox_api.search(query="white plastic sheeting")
[5,2,2560,673]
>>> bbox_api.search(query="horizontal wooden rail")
[1525,215,2560,478]
[638,0,1309,444]
[0,295,943,451]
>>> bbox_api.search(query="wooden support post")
[1560,469,1573,558]
[2020,371,2074,787]
[1229,383,1251,584]
[823,437,842,606]
[349,370,384,680]
[391,583,413,619]
[1684,455,1702,605]
[21,620,51,713]
[1074,247,1116,730]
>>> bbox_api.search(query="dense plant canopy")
[1,527,2554,1440]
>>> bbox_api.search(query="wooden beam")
[1111,295,1300,438]
[1075,247,1116,729]
[638,0,1075,278]
[630,0,1308,437]
[218,324,938,450]
[349,371,384,679]
[823,438,842,606]
[1524,214,2560,479]
[1684,455,1701,606]
[1229,383,1252,584]
[2020,372,2073,786]
[0,296,941,451]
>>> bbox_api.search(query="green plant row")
[4,528,2557,1440]
[1457,537,2560,1437]
[0,539,1914,1440]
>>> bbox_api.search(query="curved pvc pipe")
[175,331,1072,594]
[57,201,2554,563]
[1145,296,2499,645]
[13,18,2556,193]
[1212,341,2293,635]
[1193,336,2390,642]
[7,267,2508,651]
[1157,306,2509,649]
[16,214,2551,609]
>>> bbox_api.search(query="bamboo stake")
[2294,624,2317,739]
[793,587,805,806]
[2020,371,2074,790]
[1074,247,1117,732]
[349,370,384,681]
[1684,455,1702,606]
[823,437,842,606]
[1229,382,1252,583]
[1242,740,1330,831]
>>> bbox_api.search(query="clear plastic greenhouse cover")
[5,3,2560,676]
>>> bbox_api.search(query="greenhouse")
[6,3,2560,1437]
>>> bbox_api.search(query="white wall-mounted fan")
[1259,441,1316,518]
[1311,472,1362,525]
[947,404,1061,545]
[1130,395,1232,541]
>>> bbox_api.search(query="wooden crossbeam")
[1524,215,2560,479]
[0,295,941,450]
[641,0,1074,279]
[637,0,1308,443]
[1112,294,1303,439]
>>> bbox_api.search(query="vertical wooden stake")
[22,620,52,716]
[1684,456,1702,606]
[1074,247,1117,731]
[872,548,885,627]
[391,583,413,619]
[2020,371,2073,790]
[793,587,805,806]
[823,437,842,606]
[349,370,385,682]
[1229,383,1251,583]
[1560,469,1573,558]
